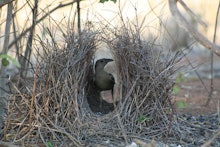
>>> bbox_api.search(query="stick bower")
[3,27,180,146]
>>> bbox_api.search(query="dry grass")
[3,23,181,146]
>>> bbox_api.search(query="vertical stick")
[77,0,81,45]
[0,1,13,130]
[206,1,220,105]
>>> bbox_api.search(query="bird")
[94,58,115,91]
[85,58,115,113]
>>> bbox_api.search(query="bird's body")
[88,58,116,112]
[94,59,115,91]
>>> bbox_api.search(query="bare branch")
[168,0,220,56]
[2,2,13,54]
[0,0,15,8]
[206,0,220,106]
[8,0,77,49]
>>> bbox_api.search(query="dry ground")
[172,48,220,116]
[174,77,220,116]
[174,73,220,115]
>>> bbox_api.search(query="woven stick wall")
[3,25,180,146]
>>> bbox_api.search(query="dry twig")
[169,0,220,56]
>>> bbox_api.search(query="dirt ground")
[171,47,220,116]
[173,75,220,116]
[174,78,220,115]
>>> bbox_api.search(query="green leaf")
[137,115,151,123]
[47,141,53,147]
[137,115,145,122]
[99,0,116,3]
[176,72,187,83]
[173,85,180,94]
[175,76,181,83]
[100,0,108,3]
[2,58,9,67]
[0,54,20,68]
[177,101,186,109]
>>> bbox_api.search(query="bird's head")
[95,58,114,70]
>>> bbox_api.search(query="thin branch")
[0,0,15,8]
[21,0,38,77]
[2,2,13,54]
[0,1,13,136]
[8,0,78,49]
[149,0,209,93]
[12,1,21,62]
[77,0,81,36]
[177,0,207,28]
[168,0,220,56]
[206,0,220,106]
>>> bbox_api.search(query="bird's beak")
[106,59,114,62]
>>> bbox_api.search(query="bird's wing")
[104,61,119,83]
